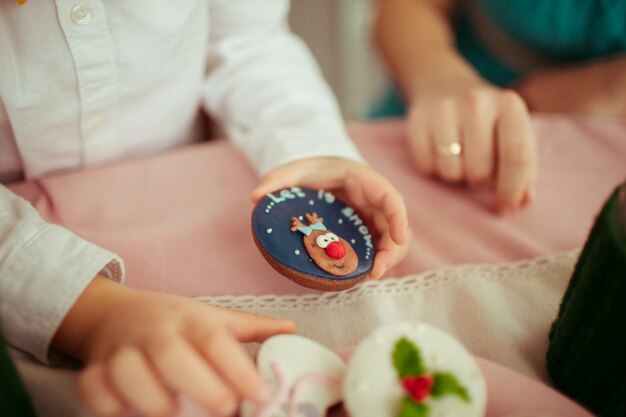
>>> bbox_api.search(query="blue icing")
[252,187,375,281]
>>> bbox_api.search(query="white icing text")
[341,207,374,248]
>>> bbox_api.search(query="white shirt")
[0,0,363,363]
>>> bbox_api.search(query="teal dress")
[372,0,626,118]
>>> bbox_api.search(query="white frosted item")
[240,335,346,417]
[343,323,487,417]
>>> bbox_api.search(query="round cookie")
[252,187,375,291]
[344,323,487,417]
[240,335,346,417]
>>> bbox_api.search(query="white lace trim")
[197,249,580,311]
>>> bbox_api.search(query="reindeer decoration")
[291,212,358,276]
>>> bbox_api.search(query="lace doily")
[197,249,580,311]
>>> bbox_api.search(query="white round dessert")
[344,322,487,417]
[241,334,346,417]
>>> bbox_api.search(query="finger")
[77,364,126,417]
[407,111,435,175]
[251,168,302,203]
[107,348,176,417]
[344,174,369,212]
[370,233,398,279]
[346,168,408,245]
[495,92,535,212]
[460,92,497,185]
[432,101,464,182]
[212,308,296,343]
[144,335,238,417]
[369,210,405,279]
[333,181,384,244]
[338,201,403,279]
[522,185,536,206]
[188,322,272,405]
[525,121,539,202]
[251,159,352,203]
[375,209,411,265]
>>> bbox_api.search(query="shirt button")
[70,4,92,25]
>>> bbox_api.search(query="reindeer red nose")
[325,241,346,259]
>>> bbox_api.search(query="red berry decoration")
[392,337,470,417]
[402,376,433,403]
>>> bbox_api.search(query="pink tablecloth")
[9,114,626,296]
[8,114,624,417]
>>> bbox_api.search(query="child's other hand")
[54,277,295,417]
[407,84,538,214]
[251,157,410,279]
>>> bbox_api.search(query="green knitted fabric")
[0,330,37,417]
[547,184,626,417]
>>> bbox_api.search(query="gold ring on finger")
[436,142,463,158]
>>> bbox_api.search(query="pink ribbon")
[253,362,342,417]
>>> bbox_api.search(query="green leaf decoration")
[431,372,470,402]
[392,337,425,378]
[396,397,430,417]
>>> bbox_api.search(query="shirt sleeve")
[202,0,365,176]
[0,185,124,364]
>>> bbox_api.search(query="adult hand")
[252,157,410,279]
[407,83,537,213]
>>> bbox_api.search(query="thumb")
[223,310,296,343]
[250,168,302,203]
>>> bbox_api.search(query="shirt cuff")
[228,123,367,176]
[0,224,124,364]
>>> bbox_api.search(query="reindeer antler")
[305,212,324,225]
[291,216,306,232]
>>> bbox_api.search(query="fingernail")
[283,320,297,333]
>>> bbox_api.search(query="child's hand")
[251,157,410,279]
[407,83,538,214]
[53,276,295,417]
